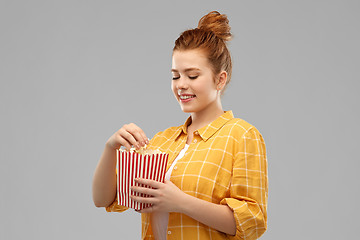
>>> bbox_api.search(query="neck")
[189,99,224,131]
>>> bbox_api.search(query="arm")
[220,127,268,239]
[92,144,117,207]
[92,123,149,207]
[131,179,236,235]
[180,192,236,235]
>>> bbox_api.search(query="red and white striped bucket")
[116,150,169,210]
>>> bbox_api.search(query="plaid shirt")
[106,111,268,239]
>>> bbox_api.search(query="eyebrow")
[171,68,201,73]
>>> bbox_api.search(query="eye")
[189,76,198,80]
[172,76,180,80]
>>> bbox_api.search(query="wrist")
[102,143,118,165]
[105,139,118,150]
[178,192,196,215]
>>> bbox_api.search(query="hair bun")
[198,11,232,42]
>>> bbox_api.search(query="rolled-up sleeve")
[220,127,268,240]
[105,194,129,213]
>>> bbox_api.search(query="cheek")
[195,82,216,98]
[171,82,177,96]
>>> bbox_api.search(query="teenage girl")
[92,11,268,240]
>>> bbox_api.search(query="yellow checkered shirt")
[106,111,268,239]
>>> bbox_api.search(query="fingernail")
[146,139,150,144]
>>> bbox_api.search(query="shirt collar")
[174,110,234,142]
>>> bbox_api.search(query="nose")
[175,76,188,90]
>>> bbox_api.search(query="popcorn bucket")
[116,148,169,210]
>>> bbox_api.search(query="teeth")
[180,95,195,100]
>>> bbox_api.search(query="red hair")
[173,11,233,92]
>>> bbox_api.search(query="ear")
[216,71,227,91]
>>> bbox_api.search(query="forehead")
[172,49,210,71]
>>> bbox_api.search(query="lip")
[178,94,196,103]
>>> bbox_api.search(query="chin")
[182,109,193,113]
[180,105,199,113]
[180,107,191,113]
[179,105,191,113]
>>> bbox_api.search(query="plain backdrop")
[1,0,359,239]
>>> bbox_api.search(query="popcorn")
[116,147,169,210]
[127,146,162,155]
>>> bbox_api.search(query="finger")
[130,195,157,204]
[126,123,148,147]
[118,128,139,149]
[122,124,145,148]
[114,135,130,150]
[131,186,158,196]
[130,130,146,148]
[136,127,149,145]
[115,133,133,151]
[135,178,163,189]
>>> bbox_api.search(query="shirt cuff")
[220,198,267,240]
[105,196,129,213]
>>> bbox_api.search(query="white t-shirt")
[151,144,190,240]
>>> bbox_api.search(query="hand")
[106,123,149,151]
[130,178,188,213]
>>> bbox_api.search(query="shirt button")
[168,231,172,235]
[194,131,199,135]
[193,139,197,143]
[173,166,178,170]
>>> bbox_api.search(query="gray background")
[1,0,359,239]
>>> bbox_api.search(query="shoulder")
[223,118,266,156]
[223,118,264,141]
[224,118,258,135]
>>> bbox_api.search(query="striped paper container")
[116,150,169,210]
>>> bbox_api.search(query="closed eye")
[172,76,180,80]
[189,76,198,80]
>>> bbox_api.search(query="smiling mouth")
[179,95,196,100]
